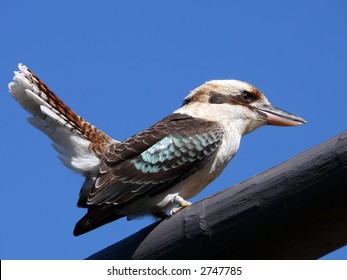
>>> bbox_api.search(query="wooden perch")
[87,131,347,260]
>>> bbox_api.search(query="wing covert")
[80,114,224,207]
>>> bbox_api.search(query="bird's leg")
[169,195,192,215]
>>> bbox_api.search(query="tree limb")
[87,131,347,260]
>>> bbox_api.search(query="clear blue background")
[0,0,346,260]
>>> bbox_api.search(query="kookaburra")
[8,64,306,236]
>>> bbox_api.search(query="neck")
[175,103,245,173]
[175,103,254,136]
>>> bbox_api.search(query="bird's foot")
[169,196,192,216]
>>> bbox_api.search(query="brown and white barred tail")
[8,64,114,174]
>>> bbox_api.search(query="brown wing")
[74,113,224,235]
[79,113,224,207]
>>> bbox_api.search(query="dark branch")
[87,131,347,260]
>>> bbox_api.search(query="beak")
[253,104,307,126]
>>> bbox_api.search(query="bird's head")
[179,80,307,135]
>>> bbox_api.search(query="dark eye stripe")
[208,90,260,106]
[208,91,232,104]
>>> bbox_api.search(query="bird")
[8,63,306,236]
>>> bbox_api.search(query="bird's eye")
[240,91,254,103]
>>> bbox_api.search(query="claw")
[169,207,181,216]
[180,200,192,208]
[169,197,192,216]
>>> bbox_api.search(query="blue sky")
[0,0,346,260]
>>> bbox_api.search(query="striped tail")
[8,64,117,204]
